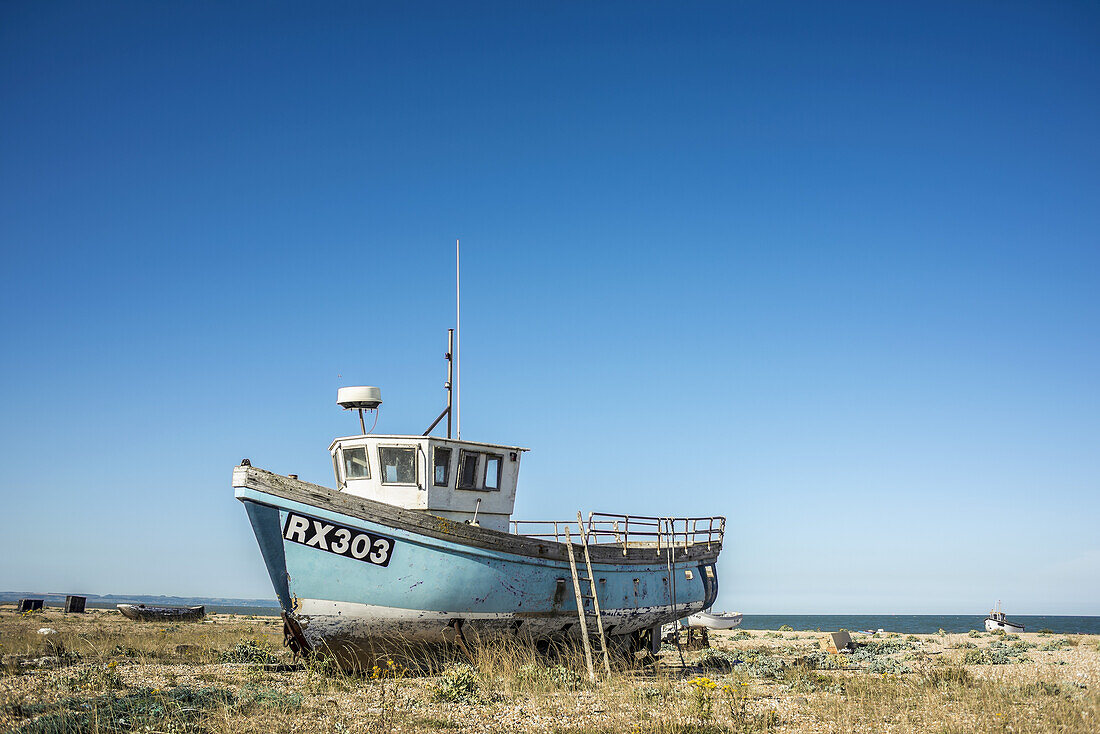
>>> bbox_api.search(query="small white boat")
[686,610,743,630]
[985,600,1024,633]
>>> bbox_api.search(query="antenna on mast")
[418,239,457,435]
[455,238,461,439]
[421,240,462,439]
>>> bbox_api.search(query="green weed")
[431,664,480,703]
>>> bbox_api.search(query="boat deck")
[510,513,725,555]
[234,465,723,565]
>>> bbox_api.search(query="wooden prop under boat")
[116,604,205,622]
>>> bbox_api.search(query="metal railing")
[510,512,725,556]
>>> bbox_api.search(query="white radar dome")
[337,386,382,410]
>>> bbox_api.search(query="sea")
[7,594,1096,634]
[739,614,1100,635]
[82,604,1100,635]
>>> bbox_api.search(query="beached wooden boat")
[234,348,725,665]
[116,604,205,622]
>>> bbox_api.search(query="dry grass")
[2,607,1097,733]
[0,606,283,667]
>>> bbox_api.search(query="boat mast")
[422,330,455,437]
[455,238,461,439]
[446,328,453,438]
[421,241,461,438]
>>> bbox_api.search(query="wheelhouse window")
[457,450,480,489]
[484,454,502,490]
[378,446,417,485]
[342,446,370,480]
[433,447,452,487]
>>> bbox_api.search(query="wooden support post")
[449,618,474,662]
[564,527,596,683]
[577,511,612,677]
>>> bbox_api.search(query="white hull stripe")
[295,598,690,621]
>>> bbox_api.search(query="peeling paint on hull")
[292,598,699,648]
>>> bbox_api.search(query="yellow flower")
[107,661,118,669]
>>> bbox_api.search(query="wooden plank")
[564,527,596,683]
[823,630,853,653]
[17,599,43,613]
[578,512,612,676]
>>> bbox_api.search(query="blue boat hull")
[234,467,721,658]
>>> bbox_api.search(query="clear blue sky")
[1,1,1097,614]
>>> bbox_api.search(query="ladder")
[564,512,612,682]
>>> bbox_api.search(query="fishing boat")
[686,610,743,630]
[985,600,1025,633]
[234,329,725,664]
[116,604,205,622]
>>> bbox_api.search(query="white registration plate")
[282,512,394,567]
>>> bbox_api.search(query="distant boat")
[686,611,743,630]
[116,604,205,622]
[984,600,1024,633]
